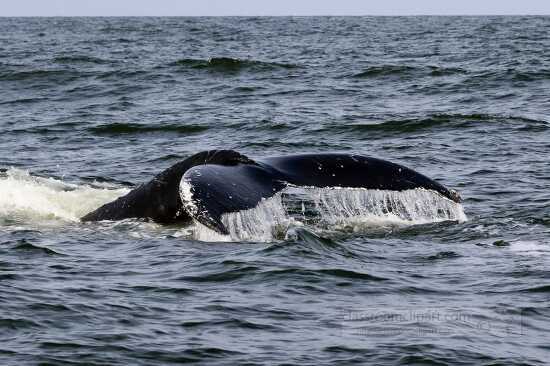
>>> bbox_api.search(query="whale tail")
[179,153,461,234]
[81,150,460,234]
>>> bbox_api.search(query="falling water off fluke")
[193,187,467,242]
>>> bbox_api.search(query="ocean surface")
[1,16,549,365]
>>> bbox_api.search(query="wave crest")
[350,65,467,79]
[88,123,209,135]
[171,57,298,72]
[320,113,549,136]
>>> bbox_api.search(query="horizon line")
[1,14,549,18]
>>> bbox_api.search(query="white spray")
[192,187,467,242]
[0,168,128,225]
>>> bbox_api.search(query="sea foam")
[0,168,128,225]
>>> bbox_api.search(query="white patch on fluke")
[179,177,198,216]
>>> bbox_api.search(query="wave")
[178,264,386,284]
[0,317,40,330]
[171,57,298,72]
[88,123,209,135]
[350,65,467,79]
[54,55,112,65]
[8,122,81,135]
[510,69,550,82]
[0,97,48,106]
[349,64,550,84]
[352,65,417,78]
[0,168,127,224]
[0,69,83,82]
[519,285,550,293]
[180,318,282,331]
[193,187,467,242]
[428,66,468,76]
[12,239,65,256]
[465,68,550,84]
[272,227,362,258]
[321,113,549,136]
[426,251,462,260]
[94,69,149,80]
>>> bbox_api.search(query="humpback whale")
[81,150,461,234]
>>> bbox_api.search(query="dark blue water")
[1,16,549,365]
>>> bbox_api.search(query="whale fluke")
[180,153,461,234]
[81,150,461,235]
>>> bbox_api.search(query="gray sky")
[2,0,550,16]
